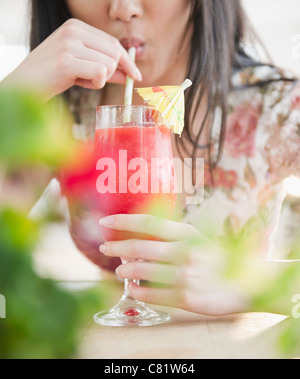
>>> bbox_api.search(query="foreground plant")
[0,88,107,359]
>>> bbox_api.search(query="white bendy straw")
[181,79,193,91]
[124,47,137,106]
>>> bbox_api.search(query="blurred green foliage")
[0,89,73,166]
[216,215,300,358]
[0,88,106,359]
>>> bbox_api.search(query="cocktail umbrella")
[136,79,192,136]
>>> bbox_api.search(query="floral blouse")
[184,66,300,259]
[68,65,300,260]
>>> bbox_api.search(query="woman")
[3,0,300,316]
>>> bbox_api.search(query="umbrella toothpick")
[136,78,193,135]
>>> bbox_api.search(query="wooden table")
[76,305,287,359]
[34,222,289,360]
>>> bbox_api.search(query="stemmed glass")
[91,105,177,327]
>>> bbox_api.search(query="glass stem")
[122,279,140,300]
[120,258,140,301]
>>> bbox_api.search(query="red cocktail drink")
[92,105,177,327]
[93,123,176,241]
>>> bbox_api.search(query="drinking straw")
[124,47,137,106]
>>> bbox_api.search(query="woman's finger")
[69,57,109,89]
[116,262,179,285]
[127,282,181,308]
[75,67,128,86]
[108,68,128,84]
[72,45,118,80]
[129,283,246,316]
[99,214,200,242]
[100,239,184,263]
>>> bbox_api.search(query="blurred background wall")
[243,0,300,76]
[0,0,29,80]
[0,0,299,81]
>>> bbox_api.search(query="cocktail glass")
[92,105,177,327]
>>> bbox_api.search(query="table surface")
[34,222,289,360]
[76,305,287,359]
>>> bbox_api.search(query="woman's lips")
[119,38,145,59]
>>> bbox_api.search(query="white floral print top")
[183,66,300,259]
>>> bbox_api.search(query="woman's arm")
[1,18,142,102]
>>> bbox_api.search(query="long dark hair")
[30,0,71,50]
[182,0,249,166]
[29,0,282,170]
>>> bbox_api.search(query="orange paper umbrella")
[136,79,192,136]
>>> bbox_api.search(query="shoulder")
[230,64,300,122]
[232,64,297,90]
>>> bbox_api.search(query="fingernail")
[99,244,106,254]
[134,67,143,82]
[99,216,114,226]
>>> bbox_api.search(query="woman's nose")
[109,0,143,22]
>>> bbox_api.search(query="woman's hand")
[2,18,142,102]
[99,214,249,316]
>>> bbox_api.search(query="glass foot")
[93,298,171,327]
